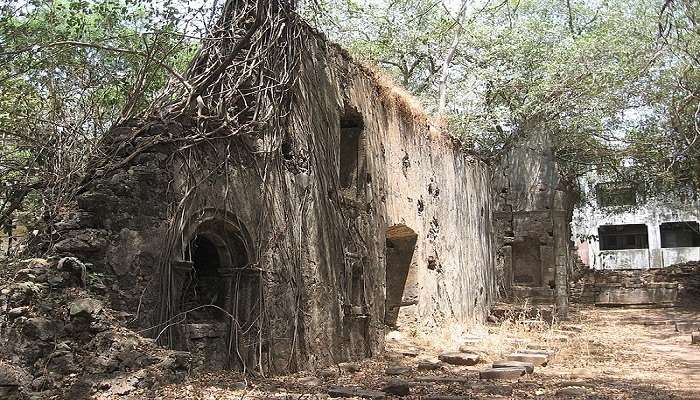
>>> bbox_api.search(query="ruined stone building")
[50,1,497,374]
[492,128,576,308]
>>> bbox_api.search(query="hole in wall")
[385,224,418,328]
[339,106,365,191]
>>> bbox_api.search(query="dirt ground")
[153,305,700,399]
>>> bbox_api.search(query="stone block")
[417,360,442,370]
[479,367,526,380]
[691,332,700,345]
[507,353,548,366]
[438,352,480,366]
[492,360,534,374]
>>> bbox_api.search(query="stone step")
[479,367,526,380]
[506,353,548,366]
[438,352,480,366]
[492,360,534,374]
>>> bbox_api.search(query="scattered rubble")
[0,257,191,399]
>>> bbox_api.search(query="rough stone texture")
[437,352,480,366]
[691,332,700,345]
[479,367,526,380]
[47,11,498,374]
[0,257,191,399]
[492,360,534,374]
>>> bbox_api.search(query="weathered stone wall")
[50,26,498,373]
[571,261,700,306]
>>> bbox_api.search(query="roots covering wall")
[49,0,498,374]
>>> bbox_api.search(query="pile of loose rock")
[0,257,190,399]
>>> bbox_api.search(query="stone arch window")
[339,106,365,194]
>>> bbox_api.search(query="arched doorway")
[385,224,418,327]
[180,235,227,321]
[172,210,259,371]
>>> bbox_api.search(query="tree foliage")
[0,0,698,243]
[305,0,699,197]
[0,0,203,233]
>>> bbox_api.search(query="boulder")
[438,352,480,366]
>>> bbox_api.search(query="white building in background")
[572,175,700,270]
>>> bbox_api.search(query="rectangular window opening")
[596,183,637,207]
[598,224,648,250]
[339,107,365,191]
[660,221,700,248]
